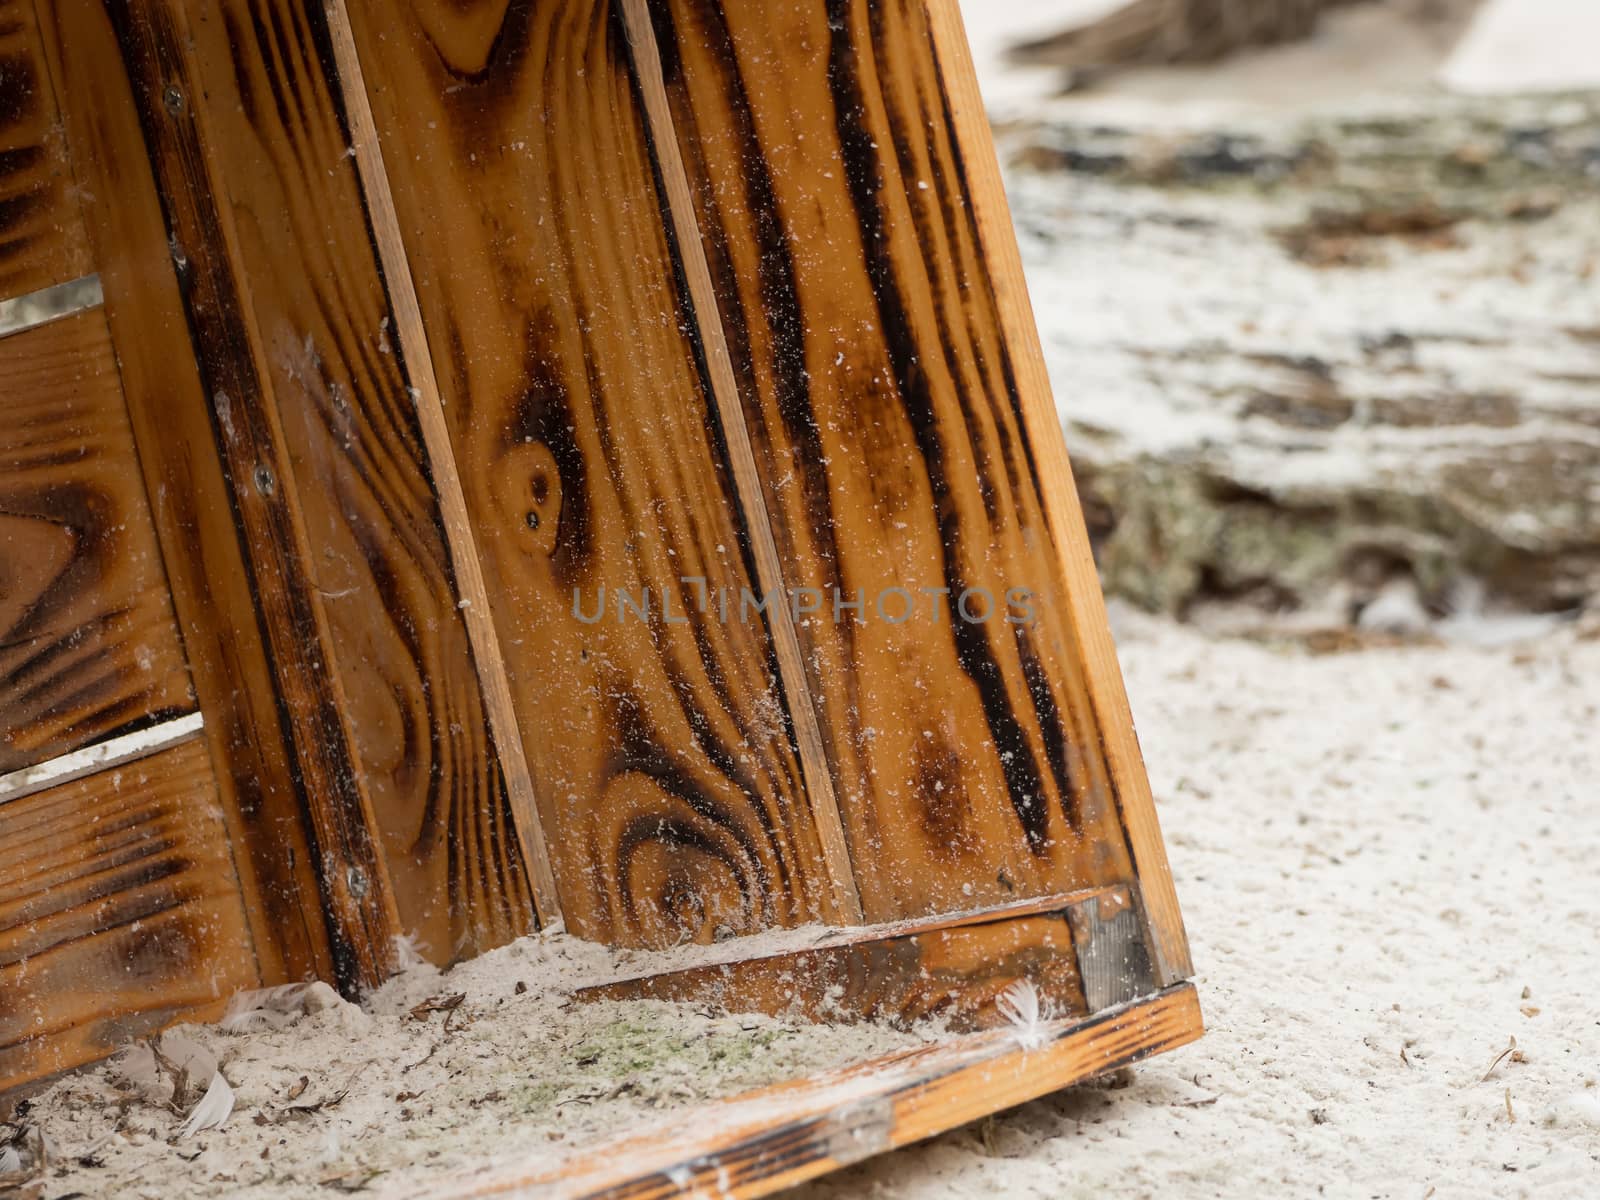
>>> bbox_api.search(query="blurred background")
[964,0,1600,647]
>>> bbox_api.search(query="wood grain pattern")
[578,904,1090,1030]
[168,0,539,961]
[619,0,861,926]
[0,0,92,300]
[323,0,560,926]
[921,0,1193,981]
[0,307,195,772]
[342,0,855,947]
[85,0,405,988]
[409,983,1202,1200]
[34,0,381,989]
[0,737,259,1091]
[636,0,1138,921]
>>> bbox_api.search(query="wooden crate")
[0,0,1198,1191]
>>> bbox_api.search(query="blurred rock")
[1001,91,1600,629]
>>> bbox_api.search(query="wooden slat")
[0,737,259,1092]
[72,0,405,989]
[577,904,1091,1030]
[631,0,1139,922]
[409,983,1203,1200]
[32,0,355,988]
[341,0,857,946]
[617,0,862,928]
[0,307,195,772]
[0,0,92,301]
[323,0,561,930]
[921,0,1192,981]
[159,0,540,961]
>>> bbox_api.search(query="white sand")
[5,930,925,1197]
[796,610,1600,1198]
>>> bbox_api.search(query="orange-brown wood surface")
[0,737,259,1091]
[35,0,365,989]
[341,0,859,948]
[920,0,1191,981]
[157,0,539,962]
[75,0,423,988]
[0,307,194,772]
[0,0,92,301]
[630,0,1137,921]
[4,0,1188,1078]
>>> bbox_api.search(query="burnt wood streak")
[0,736,259,1091]
[0,0,92,300]
[0,307,195,772]
[635,0,1135,919]
[920,0,1192,981]
[341,0,856,946]
[33,0,399,990]
[166,0,537,961]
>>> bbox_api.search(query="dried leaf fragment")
[408,993,466,1021]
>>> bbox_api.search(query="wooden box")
[0,0,1198,1192]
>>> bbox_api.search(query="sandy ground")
[4,925,927,1197]
[793,611,1600,1198]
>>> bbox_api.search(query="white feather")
[997,979,1049,1051]
[157,1031,217,1081]
[220,983,315,1033]
[0,1144,21,1174]
[176,1071,235,1139]
[391,932,430,971]
[112,1042,162,1092]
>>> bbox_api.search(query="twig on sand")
[1480,1036,1524,1083]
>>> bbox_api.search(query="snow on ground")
[7,928,924,1197]
[797,610,1600,1198]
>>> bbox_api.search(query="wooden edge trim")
[403,983,1202,1200]
[577,883,1125,990]
[616,0,864,926]
[573,886,1154,1032]
[919,0,1193,982]
[320,0,561,927]
[0,712,204,807]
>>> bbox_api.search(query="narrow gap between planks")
[319,0,563,927]
[617,0,865,926]
[0,712,204,807]
[0,274,104,339]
